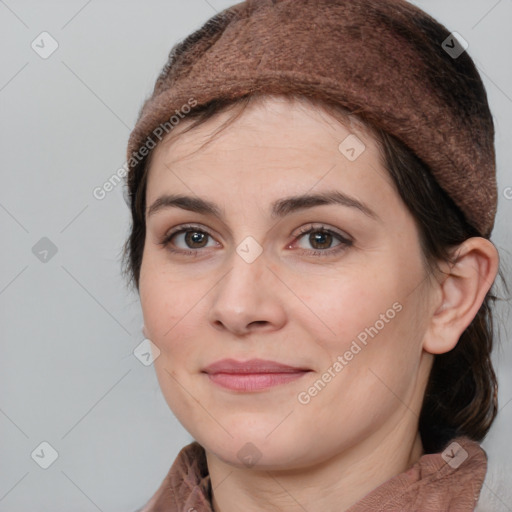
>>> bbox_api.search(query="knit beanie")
[126,0,497,237]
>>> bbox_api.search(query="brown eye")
[183,231,209,248]
[293,225,353,257]
[307,230,334,250]
[159,225,218,254]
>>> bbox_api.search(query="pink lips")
[202,358,311,392]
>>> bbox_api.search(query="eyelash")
[158,223,353,258]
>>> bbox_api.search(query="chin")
[197,430,314,471]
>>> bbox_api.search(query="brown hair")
[122,93,509,454]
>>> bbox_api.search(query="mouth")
[201,358,312,392]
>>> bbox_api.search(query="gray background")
[0,1,511,511]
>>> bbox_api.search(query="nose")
[207,246,287,336]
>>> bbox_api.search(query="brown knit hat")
[127,0,497,237]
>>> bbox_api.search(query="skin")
[139,95,499,512]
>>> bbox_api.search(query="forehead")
[145,96,390,194]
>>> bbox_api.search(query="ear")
[423,237,499,355]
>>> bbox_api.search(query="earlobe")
[423,237,499,355]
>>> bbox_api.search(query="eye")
[292,224,352,256]
[159,224,218,255]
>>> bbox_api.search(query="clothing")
[126,0,497,238]
[136,436,487,511]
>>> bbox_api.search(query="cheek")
[139,253,188,346]
[298,270,402,350]
[300,269,422,393]
[139,265,204,416]
[139,255,214,377]
[140,282,196,353]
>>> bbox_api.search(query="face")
[139,96,436,470]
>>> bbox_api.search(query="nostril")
[249,320,269,328]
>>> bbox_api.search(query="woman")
[123,0,507,510]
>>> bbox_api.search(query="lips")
[202,358,312,392]
[202,358,311,374]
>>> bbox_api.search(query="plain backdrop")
[1,1,511,511]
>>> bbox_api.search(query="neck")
[206,424,424,512]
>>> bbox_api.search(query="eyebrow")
[146,191,380,221]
